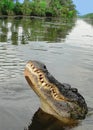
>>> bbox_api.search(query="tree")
[21,0,31,15]
[30,0,47,16]
[13,1,23,15]
[0,0,14,15]
[0,0,77,17]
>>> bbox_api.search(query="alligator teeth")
[37,70,40,74]
[50,87,53,91]
[41,80,44,84]
[51,91,58,99]
[39,77,43,80]
[31,64,34,68]
[52,91,57,96]
[30,63,33,66]
[46,84,50,87]
[33,68,37,72]
[32,66,35,69]
[39,77,44,83]
[39,74,43,77]
[42,82,46,86]
[53,91,57,95]
[55,95,58,98]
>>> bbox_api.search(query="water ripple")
[0,18,93,130]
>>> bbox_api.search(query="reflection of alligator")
[24,60,88,124]
[26,108,77,130]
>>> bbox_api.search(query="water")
[0,17,93,130]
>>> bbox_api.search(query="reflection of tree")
[20,18,75,43]
[11,18,22,45]
[25,108,78,130]
[0,33,7,42]
[0,19,8,42]
[0,18,75,44]
[44,20,75,42]
[11,31,18,45]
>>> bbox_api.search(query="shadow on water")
[25,108,78,130]
[0,17,75,44]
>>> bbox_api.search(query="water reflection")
[26,108,78,130]
[0,18,93,130]
[0,18,75,44]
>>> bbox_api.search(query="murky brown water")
[0,17,93,130]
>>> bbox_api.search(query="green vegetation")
[81,13,93,19]
[0,0,77,18]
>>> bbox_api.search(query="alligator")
[24,60,88,124]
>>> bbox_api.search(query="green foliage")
[21,0,32,15]
[0,0,14,15]
[30,0,47,16]
[48,0,62,16]
[13,2,23,15]
[0,0,77,18]
[81,13,93,19]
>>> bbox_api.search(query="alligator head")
[24,60,88,124]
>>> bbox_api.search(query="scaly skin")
[24,60,88,124]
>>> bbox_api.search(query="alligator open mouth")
[24,60,88,124]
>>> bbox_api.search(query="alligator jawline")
[40,98,78,125]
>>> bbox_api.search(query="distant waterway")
[0,17,93,130]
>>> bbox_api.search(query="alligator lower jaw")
[40,98,78,126]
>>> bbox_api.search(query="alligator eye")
[72,88,78,93]
[43,65,46,69]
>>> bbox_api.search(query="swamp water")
[0,17,93,130]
